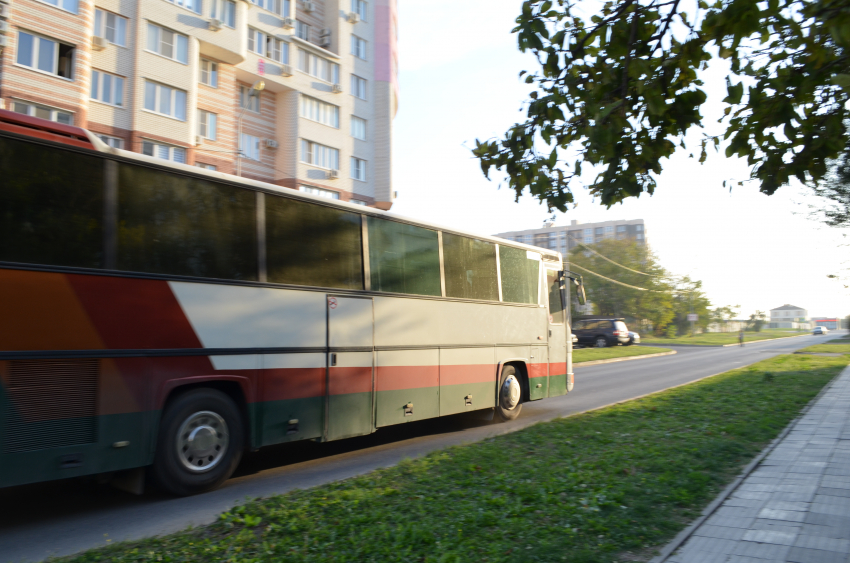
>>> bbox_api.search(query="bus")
[0,109,584,496]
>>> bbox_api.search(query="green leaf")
[831,74,850,92]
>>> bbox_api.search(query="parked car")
[627,331,641,345]
[813,326,829,335]
[572,318,631,347]
[572,333,579,346]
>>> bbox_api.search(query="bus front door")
[326,295,375,441]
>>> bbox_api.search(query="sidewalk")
[657,365,850,563]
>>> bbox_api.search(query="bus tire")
[151,388,244,496]
[495,364,523,422]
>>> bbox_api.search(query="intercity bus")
[0,109,584,495]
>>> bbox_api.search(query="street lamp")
[236,80,265,177]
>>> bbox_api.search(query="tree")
[710,305,740,332]
[568,238,687,334]
[747,310,767,332]
[669,277,712,335]
[472,0,850,214]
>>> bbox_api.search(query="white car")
[813,326,829,335]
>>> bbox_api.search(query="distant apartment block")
[769,304,809,329]
[0,0,398,208]
[494,219,647,255]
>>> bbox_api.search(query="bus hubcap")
[177,411,229,472]
[500,374,521,410]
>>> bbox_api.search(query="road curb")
[720,334,811,347]
[573,350,676,367]
[641,334,810,348]
[648,365,847,563]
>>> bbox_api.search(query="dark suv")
[572,318,631,348]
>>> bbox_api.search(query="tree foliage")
[815,133,850,227]
[568,239,709,334]
[710,304,741,331]
[473,0,850,212]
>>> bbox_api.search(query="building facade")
[769,304,809,329]
[811,317,840,330]
[0,0,397,208]
[494,218,647,255]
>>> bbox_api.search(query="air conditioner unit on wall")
[282,17,294,29]
[265,139,278,149]
[0,36,7,50]
[301,1,314,12]
[0,20,8,33]
[347,12,360,24]
[331,83,343,94]
[281,63,293,76]
[91,36,108,51]
[327,169,339,179]
[209,18,222,31]
[195,135,203,145]
[0,3,8,18]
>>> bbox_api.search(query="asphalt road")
[0,334,821,562]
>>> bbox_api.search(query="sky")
[387,0,850,320]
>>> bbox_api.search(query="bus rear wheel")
[495,365,523,422]
[151,388,244,496]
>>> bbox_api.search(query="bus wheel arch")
[495,362,527,422]
[151,382,248,496]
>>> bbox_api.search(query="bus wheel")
[496,365,523,422]
[152,388,244,496]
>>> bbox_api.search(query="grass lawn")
[61,354,849,563]
[573,346,672,363]
[641,330,806,346]
[798,336,850,355]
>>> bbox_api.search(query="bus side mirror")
[574,277,586,305]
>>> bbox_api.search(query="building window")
[247,29,287,62]
[239,85,261,112]
[16,31,75,79]
[636,234,644,240]
[39,0,78,14]
[91,70,125,107]
[295,21,310,41]
[351,157,366,181]
[300,95,339,128]
[350,35,367,59]
[97,134,124,148]
[146,23,189,64]
[636,224,643,231]
[351,116,366,140]
[351,0,367,20]
[297,49,340,83]
[617,225,626,232]
[142,140,186,163]
[11,100,73,124]
[299,185,339,199]
[584,236,592,244]
[94,9,127,47]
[198,110,217,141]
[200,59,218,87]
[251,0,287,14]
[166,0,202,14]
[240,133,261,161]
[196,162,217,170]
[301,140,339,170]
[144,80,187,120]
[211,0,236,27]
[350,74,367,99]
[350,199,367,206]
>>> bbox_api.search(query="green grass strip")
[798,338,850,355]
[573,346,672,363]
[63,354,848,563]
[641,330,805,346]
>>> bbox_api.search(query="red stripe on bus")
[548,362,567,374]
[68,275,204,350]
[263,368,326,401]
[329,366,373,395]
[440,364,496,386]
[527,363,548,379]
[377,365,439,391]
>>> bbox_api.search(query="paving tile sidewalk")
[661,365,850,563]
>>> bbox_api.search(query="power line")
[568,262,689,294]
[572,240,659,276]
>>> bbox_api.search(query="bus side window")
[0,137,104,269]
[117,164,258,280]
[546,269,564,324]
[266,195,362,289]
[442,233,498,301]
[367,217,441,296]
[499,246,539,304]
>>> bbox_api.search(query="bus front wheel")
[151,388,244,496]
[495,365,523,422]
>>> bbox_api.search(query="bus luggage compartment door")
[326,295,374,441]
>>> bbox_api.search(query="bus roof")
[0,110,561,264]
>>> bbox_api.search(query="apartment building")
[494,218,647,255]
[769,304,809,329]
[0,0,397,208]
